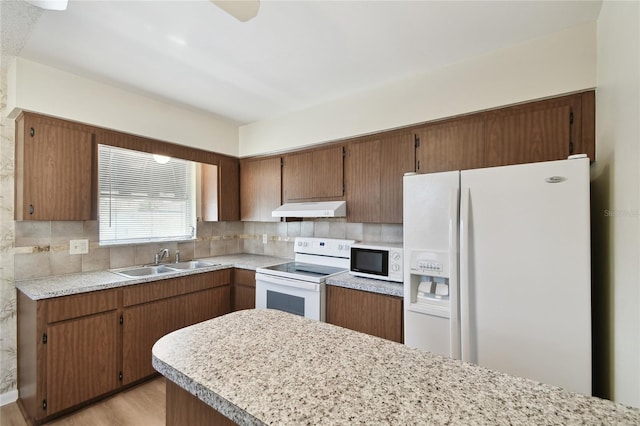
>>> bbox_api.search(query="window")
[98,144,197,245]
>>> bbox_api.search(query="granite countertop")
[15,254,289,300]
[152,309,640,425]
[326,271,403,297]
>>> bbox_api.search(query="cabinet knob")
[30,127,35,137]
[29,204,34,215]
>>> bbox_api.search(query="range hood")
[272,201,346,218]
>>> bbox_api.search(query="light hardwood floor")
[0,377,165,426]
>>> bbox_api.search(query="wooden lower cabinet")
[326,285,403,343]
[122,271,231,385]
[166,380,235,426]
[18,269,232,424]
[45,311,120,414]
[233,268,256,311]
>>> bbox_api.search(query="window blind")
[98,144,197,245]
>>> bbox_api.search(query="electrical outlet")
[263,234,268,244]
[70,239,89,255]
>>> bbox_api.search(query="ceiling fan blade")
[24,0,68,11]
[211,0,260,22]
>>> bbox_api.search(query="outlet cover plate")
[70,239,89,255]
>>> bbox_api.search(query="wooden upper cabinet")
[415,116,485,174]
[240,156,282,221]
[15,113,96,221]
[282,145,344,202]
[201,157,240,222]
[218,156,240,221]
[345,131,414,223]
[485,94,586,167]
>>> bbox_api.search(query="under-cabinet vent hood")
[272,201,346,218]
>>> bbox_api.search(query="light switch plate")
[70,239,89,255]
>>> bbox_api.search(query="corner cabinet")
[282,145,344,202]
[15,112,96,221]
[326,285,403,343]
[240,156,282,221]
[17,269,231,425]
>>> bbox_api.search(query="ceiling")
[2,0,602,125]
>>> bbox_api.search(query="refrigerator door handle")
[459,187,472,362]
[449,187,461,359]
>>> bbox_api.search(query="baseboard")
[0,389,18,406]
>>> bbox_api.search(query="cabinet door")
[345,132,414,224]
[326,286,403,343]
[45,311,119,414]
[485,96,578,167]
[201,163,219,222]
[18,114,95,220]
[179,286,231,328]
[122,298,176,385]
[240,157,281,221]
[282,145,343,202]
[218,156,240,221]
[345,139,381,223]
[233,269,256,311]
[415,116,485,174]
[379,132,415,223]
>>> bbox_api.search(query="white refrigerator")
[403,156,591,395]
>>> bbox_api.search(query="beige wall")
[239,22,597,157]
[592,0,640,408]
[6,57,240,157]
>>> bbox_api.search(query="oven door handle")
[255,273,320,291]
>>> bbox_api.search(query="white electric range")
[255,237,355,321]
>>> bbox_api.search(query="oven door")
[255,272,324,321]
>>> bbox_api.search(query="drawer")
[123,269,232,307]
[46,289,118,323]
[233,268,256,288]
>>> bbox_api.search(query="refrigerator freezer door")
[403,171,460,359]
[459,158,591,395]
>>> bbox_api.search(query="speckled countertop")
[15,254,288,300]
[153,309,640,425]
[327,271,403,297]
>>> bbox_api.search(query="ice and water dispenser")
[407,250,451,317]
[404,249,457,358]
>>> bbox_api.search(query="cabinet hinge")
[280,158,284,167]
[414,134,420,148]
[342,147,346,158]
[119,371,123,381]
[569,110,575,155]
[29,204,34,215]
[42,399,47,410]
[342,183,346,195]
[42,333,47,344]
[119,315,123,325]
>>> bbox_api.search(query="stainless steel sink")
[113,265,174,278]
[166,261,217,270]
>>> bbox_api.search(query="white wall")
[592,0,640,408]
[239,22,597,157]
[6,57,239,156]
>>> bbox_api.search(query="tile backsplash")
[13,219,403,280]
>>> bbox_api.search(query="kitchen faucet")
[154,248,170,265]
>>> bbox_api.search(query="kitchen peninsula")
[152,309,640,425]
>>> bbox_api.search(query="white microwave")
[350,243,403,283]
